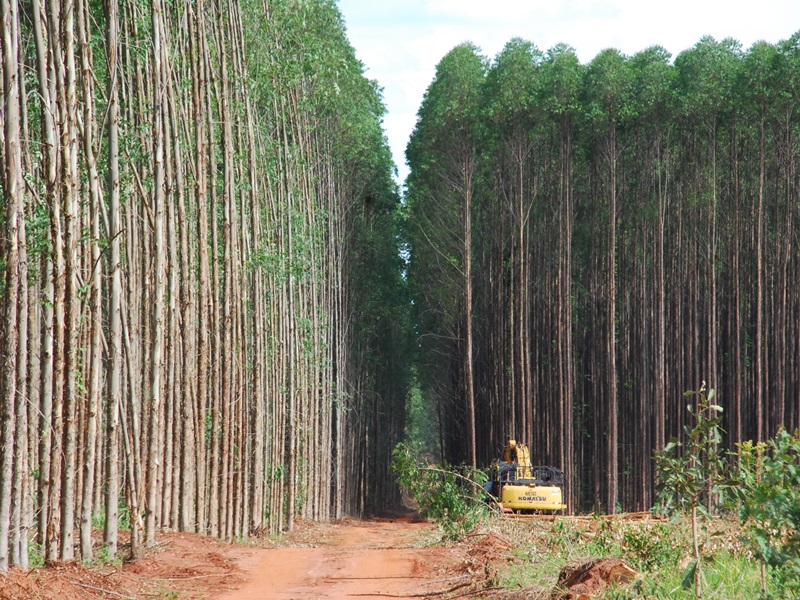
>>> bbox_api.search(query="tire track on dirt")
[216,519,460,600]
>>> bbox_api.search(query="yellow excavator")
[484,439,567,513]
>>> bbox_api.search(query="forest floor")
[1,511,772,599]
[0,513,514,600]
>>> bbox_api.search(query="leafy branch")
[391,443,489,539]
[654,383,726,597]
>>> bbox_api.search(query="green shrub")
[391,442,488,539]
[654,384,727,597]
[738,427,800,596]
[621,522,684,572]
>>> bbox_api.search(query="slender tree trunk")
[103,0,123,559]
[77,0,103,559]
[464,155,477,467]
[58,0,81,559]
[0,0,23,570]
[606,126,619,514]
[10,6,30,565]
[754,113,765,442]
[146,0,168,546]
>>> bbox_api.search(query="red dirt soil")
[0,517,463,599]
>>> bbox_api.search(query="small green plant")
[92,509,106,530]
[95,543,123,567]
[28,540,45,568]
[391,442,488,539]
[654,383,728,597]
[585,517,617,555]
[738,427,800,596]
[621,522,684,572]
[118,501,132,531]
[624,550,781,599]
[549,519,586,550]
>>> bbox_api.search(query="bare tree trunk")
[463,156,477,468]
[10,6,30,564]
[145,0,168,547]
[0,0,23,570]
[754,113,765,442]
[49,0,82,560]
[77,0,103,560]
[606,126,618,514]
[103,0,124,559]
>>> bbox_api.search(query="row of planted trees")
[0,0,407,571]
[406,33,800,514]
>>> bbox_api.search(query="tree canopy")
[406,33,800,514]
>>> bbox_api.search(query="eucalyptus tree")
[103,0,123,559]
[537,44,583,509]
[624,45,676,508]
[0,0,405,564]
[0,0,24,572]
[406,43,487,466]
[481,38,542,456]
[407,33,800,514]
[674,37,740,449]
[736,40,786,444]
[774,33,800,431]
[582,48,634,513]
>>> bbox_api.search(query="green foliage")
[490,512,774,599]
[539,44,584,118]
[92,509,106,531]
[655,384,728,597]
[118,501,131,531]
[484,37,542,128]
[620,523,684,572]
[546,518,585,551]
[405,381,439,454]
[28,540,45,568]
[621,551,782,599]
[391,442,488,539]
[738,428,800,595]
[674,36,741,121]
[584,48,636,125]
[654,385,727,517]
[655,394,800,596]
[629,45,675,123]
[551,518,685,574]
[95,543,123,567]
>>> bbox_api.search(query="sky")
[335,0,800,186]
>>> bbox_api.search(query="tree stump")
[551,557,638,599]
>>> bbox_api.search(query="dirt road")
[217,517,462,599]
[0,518,465,600]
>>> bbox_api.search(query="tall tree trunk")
[146,0,168,546]
[0,0,22,570]
[103,0,123,559]
[77,0,103,559]
[464,156,477,467]
[606,125,618,514]
[754,112,765,442]
[58,0,81,559]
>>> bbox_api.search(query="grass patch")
[486,514,781,599]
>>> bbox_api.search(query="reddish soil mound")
[0,531,252,599]
[553,557,637,599]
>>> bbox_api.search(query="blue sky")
[336,0,800,185]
